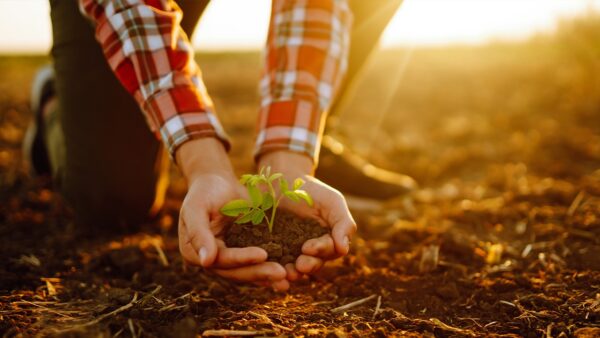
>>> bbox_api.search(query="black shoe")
[316,135,417,199]
[23,66,54,176]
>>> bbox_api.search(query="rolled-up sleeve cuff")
[159,113,231,159]
[145,89,231,159]
[254,100,323,165]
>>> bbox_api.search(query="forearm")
[176,138,235,184]
[257,150,315,177]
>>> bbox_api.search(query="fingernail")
[343,236,350,251]
[198,247,207,266]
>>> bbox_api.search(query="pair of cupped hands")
[176,138,357,291]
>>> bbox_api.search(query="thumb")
[327,194,357,256]
[182,207,218,267]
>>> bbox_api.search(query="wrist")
[176,137,235,183]
[257,150,315,177]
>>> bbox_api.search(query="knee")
[63,171,162,229]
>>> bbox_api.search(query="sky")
[0,0,599,53]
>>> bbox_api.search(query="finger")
[271,279,290,291]
[302,234,337,258]
[213,240,268,269]
[285,263,302,281]
[295,255,324,275]
[179,208,218,267]
[331,221,355,256]
[255,279,291,291]
[327,194,357,256]
[213,262,286,282]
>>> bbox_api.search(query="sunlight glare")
[0,0,599,53]
[382,0,600,46]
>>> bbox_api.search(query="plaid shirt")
[79,0,352,163]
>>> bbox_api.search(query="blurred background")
[1,0,599,187]
[3,3,600,335]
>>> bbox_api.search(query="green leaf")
[284,191,300,202]
[240,174,254,185]
[293,178,305,190]
[248,176,260,186]
[257,175,269,184]
[247,185,263,207]
[294,189,313,206]
[280,178,289,194]
[236,209,258,224]
[251,209,266,225]
[268,173,283,182]
[262,192,274,210]
[264,166,271,177]
[220,199,251,216]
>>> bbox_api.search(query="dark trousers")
[48,0,402,227]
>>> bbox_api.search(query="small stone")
[377,308,397,320]
[106,287,133,305]
[169,317,197,338]
[434,282,460,300]
[390,317,409,329]
[198,318,219,331]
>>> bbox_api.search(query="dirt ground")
[1,15,600,338]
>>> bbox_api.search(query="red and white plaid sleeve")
[256,0,352,164]
[79,0,230,158]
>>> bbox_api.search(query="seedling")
[220,166,313,233]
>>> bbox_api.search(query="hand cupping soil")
[225,209,329,265]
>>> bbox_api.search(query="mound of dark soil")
[225,209,329,265]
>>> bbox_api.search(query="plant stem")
[269,196,284,233]
[266,181,279,233]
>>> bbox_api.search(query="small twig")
[438,260,468,274]
[372,295,382,320]
[16,300,76,319]
[483,321,498,328]
[16,254,41,267]
[202,330,265,337]
[331,294,377,313]
[546,323,554,338]
[137,285,162,305]
[457,317,483,329]
[419,245,440,273]
[136,322,144,337]
[152,296,165,305]
[112,328,124,338]
[522,244,533,258]
[128,319,137,338]
[567,191,585,217]
[175,292,192,300]
[158,304,188,312]
[80,293,138,328]
[12,301,57,305]
[61,285,161,332]
[429,318,475,336]
[150,241,169,267]
[248,311,292,332]
[40,278,59,297]
[567,228,597,242]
